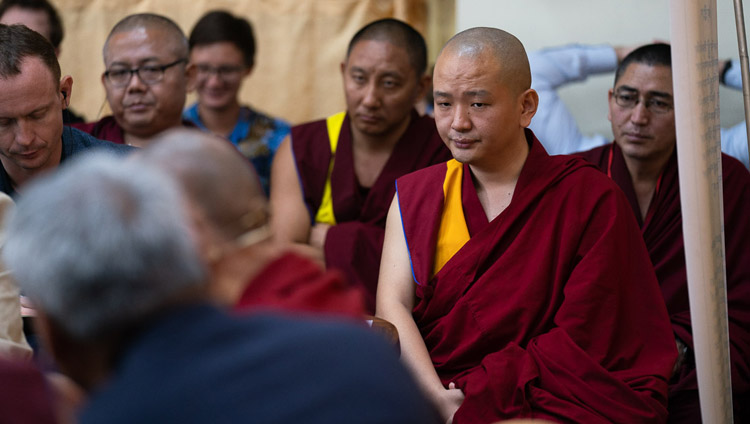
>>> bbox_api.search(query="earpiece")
[62,91,67,99]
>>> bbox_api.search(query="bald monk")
[376,28,677,423]
[72,13,194,147]
[271,18,451,312]
[574,44,750,423]
[139,128,365,319]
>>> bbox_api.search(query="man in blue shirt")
[0,24,130,197]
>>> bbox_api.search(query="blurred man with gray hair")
[3,152,438,423]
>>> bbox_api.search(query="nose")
[126,70,147,93]
[450,104,472,132]
[361,82,381,109]
[205,72,223,87]
[630,100,650,125]
[14,120,35,147]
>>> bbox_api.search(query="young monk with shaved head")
[376,27,677,423]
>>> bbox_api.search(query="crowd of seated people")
[0,1,748,423]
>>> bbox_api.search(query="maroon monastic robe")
[578,143,750,423]
[69,116,195,145]
[291,110,451,312]
[233,251,366,320]
[0,359,57,424]
[397,132,676,423]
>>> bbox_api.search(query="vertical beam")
[669,1,733,422]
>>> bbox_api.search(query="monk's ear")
[518,88,538,128]
[607,88,615,122]
[414,73,432,104]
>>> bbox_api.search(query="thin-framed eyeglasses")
[613,89,674,114]
[103,58,187,87]
[195,64,245,80]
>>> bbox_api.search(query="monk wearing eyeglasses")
[574,43,750,423]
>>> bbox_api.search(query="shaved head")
[440,27,530,95]
[140,128,266,241]
[347,18,427,76]
[103,13,188,61]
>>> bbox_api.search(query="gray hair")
[2,152,206,341]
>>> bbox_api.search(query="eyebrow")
[108,57,163,68]
[617,85,673,99]
[464,90,491,97]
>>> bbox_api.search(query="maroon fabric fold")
[578,144,750,422]
[397,132,676,423]
[0,359,57,424]
[291,111,451,312]
[70,116,196,145]
[234,252,365,320]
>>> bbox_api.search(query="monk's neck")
[623,149,672,220]
[350,115,411,188]
[469,137,530,222]
[198,101,241,137]
[210,241,283,305]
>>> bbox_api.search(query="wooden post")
[669,1,733,422]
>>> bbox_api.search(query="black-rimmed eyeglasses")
[103,58,187,87]
[613,90,674,114]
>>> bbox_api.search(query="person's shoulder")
[291,115,327,133]
[243,313,437,422]
[573,143,610,165]
[63,127,134,156]
[542,152,619,197]
[722,152,750,181]
[245,106,291,130]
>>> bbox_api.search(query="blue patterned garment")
[184,103,291,193]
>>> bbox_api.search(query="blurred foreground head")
[2,152,206,387]
[139,128,269,304]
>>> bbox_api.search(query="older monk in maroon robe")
[140,129,366,320]
[270,19,451,312]
[376,28,676,423]
[575,43,750,423]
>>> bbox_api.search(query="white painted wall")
[456,0,747,141]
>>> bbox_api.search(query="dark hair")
[0,23,60,83]
[0,0,63,48]
[346,18,427,76]
[189,10,255,68]
[615,43,671,85]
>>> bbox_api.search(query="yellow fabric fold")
[314,111,347,225]
[433,159,471,276]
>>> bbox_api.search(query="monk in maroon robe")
[271,19,451,312]
[234,251,365,319]
[377,29,676,423]
[141,128,367,321]
[71,14,194,148]
[574,43,750,423]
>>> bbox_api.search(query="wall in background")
[55,0,429,124]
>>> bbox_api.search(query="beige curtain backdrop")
[53,0,454,125]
